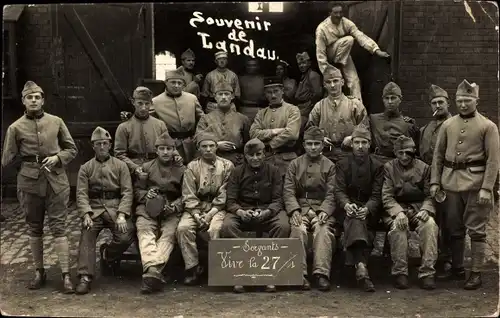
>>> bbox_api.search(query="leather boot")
[362,278,375,292]
[62,273,75,294]
[75,275,92,295]
[394,274,409,289]
[464,272,482,290]
[315,274,331,291]
[420,275,436,290]
[142,266,164,292]
[28,268,47,290]
[183,266,200,286]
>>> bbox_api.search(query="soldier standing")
[201,51,241,113]
[152,69,205,163]
[275,60,297,103]
[195,80,250,166]
[238,58,266,122]
[430,79,500,289]
[177,133,234,285]
[1,81,77,293]
[75,127,135,294]
[250,76,301,178]
[307,65,368,163]
[134,132,185,294]
[283,126,336,291]
[175,48,203,98]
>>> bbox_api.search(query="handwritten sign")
[208,238,303,286]
[189,11,279,60]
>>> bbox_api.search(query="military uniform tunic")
[201,68,241,113]
[176,66,200,98]
[419,115,451,165]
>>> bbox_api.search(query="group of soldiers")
[1,3,499,298]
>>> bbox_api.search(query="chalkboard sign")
[208,238,303,286]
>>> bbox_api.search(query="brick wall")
[399,0,499,127]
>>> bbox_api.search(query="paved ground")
[1,199,499,317]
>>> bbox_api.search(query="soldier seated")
[221,138,291,293]
[334,126,383,292]
[382,136,438,290]
[134,132,185,294]
[75,127,136,295]
[176,133,234,285]
[283,126,336,291]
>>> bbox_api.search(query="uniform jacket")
[151,91,204,134]
[76,156,133,220]
[1,112,77,196]
[315,17,380,73]
[134,158,186,218]
[368,113,419,158]
[182,156,234,215]
[431,112,500,192]
[307,94,369,145]
[283,154,336,216]
[202,68,241,99]
[114,115,169,172]
[334,154,383,216]
[226,161,283,215]
[176,66,200,98]
[249,101,301,150]
[419,114,451,165]
[294,69,323,117]
[382,158,435,221]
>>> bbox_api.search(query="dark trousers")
[77,212,136,277]
[220,210,291,238]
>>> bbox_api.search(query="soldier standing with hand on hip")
[1,81,77,293]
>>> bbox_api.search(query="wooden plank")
[63,6,130,108]
[208,238,303,286]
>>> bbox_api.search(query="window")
[248,2,284,13]
[154,51,176,81]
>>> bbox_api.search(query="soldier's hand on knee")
[236,209,252,222]
[416,210,430,222]
[356,207,369,220]
[317,211,328,224]
[291,211,302,226]
[478,189,492,206]
[257,209,271,222]
[116,213,128,233]
[394,212,408,231]
[83,213,93,230]
[344,203,357,217]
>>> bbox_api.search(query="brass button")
[461,130,465,133]
[458,141,463,144]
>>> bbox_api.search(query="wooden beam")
[63,6,129,108]
[144,3,154,79]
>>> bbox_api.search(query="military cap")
[215,51,228,59]
[456,79,479,99]
[132,86,153,101]
[214,80,233,93]
[181,48,195,60]
[382,81,402,98]
[196,132,219,145]
[145,193,165,219]
[155,131,175,147]
[303,126,324,141]
[244,138,265,154]
[393,135,415,152]
[351,125,371,142]
[263,76,284,88]
[277,60,290,68]
[165,69,186,83]
[323,65,343,80]
[91,126,112,142]
[428,84,449,101]
[296,52,310,63]
[22,81,44,98]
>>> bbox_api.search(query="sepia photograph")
[1,1,499,317]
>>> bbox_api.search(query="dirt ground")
[1,258,498,318]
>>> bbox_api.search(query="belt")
[444,159,486,170]
[22,154,57,163]
[299,191,325,200]
[88,190,122,199]
[264,145,296,154]
[198,194,215,202]
[127,152,157,159]
[169,131,195,139]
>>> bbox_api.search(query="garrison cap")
[263,76,284,88]
[155,131,175,147]
[132,86,153,101]
[351,125,371,142]
[296,52,310,63]
[303,126,324,141]
[22,81,44,98]
[165,69,186,83]
[91,126,112,142]
[393,135,415,152]
[244,138,265,155]
[196,132,219,145]
[181,48,195,60]
[382,81,402,98]
[323,65,343,80]
[214,80,233,94]
[428,84,449,101]
[277,60,290,68]
[456,79,479,99]
[215,51,228,59]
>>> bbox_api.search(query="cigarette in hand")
[43,166,51,172]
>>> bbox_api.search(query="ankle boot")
[464,272,482,290]
[75,275,92,295]
[28,268,47,290]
